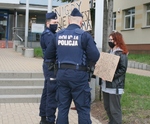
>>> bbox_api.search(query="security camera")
[118,8,121,13]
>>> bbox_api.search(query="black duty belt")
[58,64,88,71]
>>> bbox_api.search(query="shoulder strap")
[42,29,51,36]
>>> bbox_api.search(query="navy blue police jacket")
[40,27,56,61]
[45,24,100,81]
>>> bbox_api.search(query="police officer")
[45,8,100,124]
[39,12,58,124]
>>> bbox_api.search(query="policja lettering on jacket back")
[58,34,78,46]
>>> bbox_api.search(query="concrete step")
[0,72,44,103]
[0,78,44,86]
[0,72,44,78]
[0,95,41,103]
[0,86,43,95]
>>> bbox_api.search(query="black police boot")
[39,116,48,124]
[46,122,55,124]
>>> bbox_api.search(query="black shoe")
[39,120,48,124]
[46,122,55,124]
[40,121,47,124]
[40,116,48,124]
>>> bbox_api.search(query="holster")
[46,62,55,71]
[87,66,96,82]
[54,63,58,76]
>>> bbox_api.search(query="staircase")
[0,72,44,103]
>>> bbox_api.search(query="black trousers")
[103,92,122,124]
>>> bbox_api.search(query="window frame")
[124,8,135,29]
[113,12,116,31]
[146,4,150,26]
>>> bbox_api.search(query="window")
[146,4,150,26]
[124,8,135,29]
[113,12,116,31]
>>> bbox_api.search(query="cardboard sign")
[53,0,92,31]
[94,52,120,82]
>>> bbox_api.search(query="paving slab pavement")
[127,68,150,77]
[0,48,43,73]
[0,103,100,124]
[0,48,101,124]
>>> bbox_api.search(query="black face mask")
[49,24,58,33]
[108,42,115,48]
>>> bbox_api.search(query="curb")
[128,60,150,71]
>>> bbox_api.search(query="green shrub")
[34,47,43,58]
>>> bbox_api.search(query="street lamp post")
[95,0,104,51]
[48,0,52,12]
[25,0,29,48]
[94,0,104,99]
[89,0,104,102]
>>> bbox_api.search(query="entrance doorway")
[0,10,9,48]
[0,13,8,40]
[0,10,8,40]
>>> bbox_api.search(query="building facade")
[113,0,150,53]
[0,0,66,43]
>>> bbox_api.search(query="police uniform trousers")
[56,69,92,124]
[39,62,57,123]
[103,92,122,124]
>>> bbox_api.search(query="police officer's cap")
[46,11,57,20]
[70,8,83,18]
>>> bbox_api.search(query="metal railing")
[12,27,42,43]
[12,27,25,43]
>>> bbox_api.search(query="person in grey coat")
[101,31,128,124]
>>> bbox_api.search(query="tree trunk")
[102,0,113,52]
[102,0,108,52]
[107,0,113,38]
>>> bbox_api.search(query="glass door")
[0,14,8,40]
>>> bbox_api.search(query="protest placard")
[53,0,92,31]
[94,52,120,82]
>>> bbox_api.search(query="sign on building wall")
[53,0,92,31]
[0,0,19,4]
[31,23,44,33]
[20,0,67,6]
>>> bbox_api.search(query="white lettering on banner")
[52,0,92,31]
